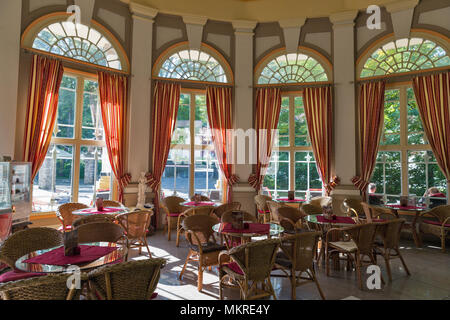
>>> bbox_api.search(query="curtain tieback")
[145,172,161,190]
[248,174,262,190]
[351,176,369,192]
[325,176,340,194]
[227,175,240,186]
[120,173,132,188]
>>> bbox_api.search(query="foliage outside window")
[33,74,113,212]
[161,93,221,199]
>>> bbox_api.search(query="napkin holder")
[400,196,408,207]
[231,211,244,229]
[288,191,295,201]
[64,230,80,256]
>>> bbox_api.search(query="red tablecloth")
[76,207,124,215]
[23,245,118,266]
[220,223,270,234]
[316,215,356,224]
[184,202,216,207]
[277,198,305,203]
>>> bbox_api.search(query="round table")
[15,242,125,274]
[181,201,222,208]
[72,207,130,217]
[273,198,305,208]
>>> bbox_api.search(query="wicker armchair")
[179,215,226,291]
[361,202,397,222]
[176,206,216,247]
[0,227,63,270]
[300,204,323,216]
[254,195,272,223]
[221,210,258,223]
[417,205,450,252]
[213,202,241,220]
[219,238,280,300]
[0,273,87,300]
[87,258,166,300]
[56,203,89,232]
[102,200,125,208]
[374,219,410,281]
[309,196,332,210]
[116,210,154,259]
[190,195,212,202]
[325,223,381,290]
[75,222,126,245]
[342,198,365,220]
[272,232,325,299]
[160,196,187,241]
[277,206,309,234]
[72,215,116,229]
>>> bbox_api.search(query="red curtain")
[97,72,131,202]
[147,82,181,227]
[248,88,282,191]
[352,81,386,197]
[23,55,64,181]
[303,86,339,195]
[413,72,450,184]
[206,87,239,202]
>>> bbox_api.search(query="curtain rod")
[152,77,234,88]
[357,68,450,84]
[22,47,130,77]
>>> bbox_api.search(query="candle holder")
[64,230,80,256]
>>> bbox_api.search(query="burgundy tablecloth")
[385,205,425,210]
[220,223,270,234]
[277,198,305,202]
[316,215,356,224]
[184,202,216,207]
[76,207,124,215]
[23,245,118,266]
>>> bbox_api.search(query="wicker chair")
[87,258,166,300]
[102,200,125,208]
[221,210,258,224]
[325,223,381,290]
[374,219,410,281]
[219,238,281,300]
[254,195,272,223]
[179,215,226,291]
[213,202,241,220]
[75,222,126,245]
[176,206,216,247]
[272,232,325,299]
[190,195,212,202]
[72,215,116,229]
[56,203,89,232]
[267,201,288,224]
[277,206,309,234]
[116,210,154,259]
[417,205,450,252]
[0,273,87,300]
[309,196,332,210]
[342,198,365,220]
[0,227,63,270]
[361,202,397,222]
[160,196,187,241]
[300,203,323,216]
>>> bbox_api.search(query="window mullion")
[189,92,195,198]
[72,75,84,203]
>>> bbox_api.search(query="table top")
[306,214,357,227]
[212,222,284,237]
[382,204,428,212]
[181,201,222,208]
[274,198,305,203]
[15,242,125,274]
[72,207,130,217]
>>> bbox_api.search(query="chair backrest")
[116,210,153,240]
[221,210,258,223]
[277,206,305,232]
[425,205,450,223]
[342,198,365,218]
[343,223,378,255]
[87,258,166,300]
[361,202,396,222]
[161,196,186,214]
[301,203,323,216]
[228,239,280,281]
[280,231,320,272]
[266,201,287,223]
[72,215,116,229]
[254,195,272,212]
[0,273,86,300]
[57,203,89,227]
[102,200,125,208]
[190,195,211,202]
[75,222,126,244]
[214,202,241,219]
[182,215,218,246]
[309,196,332,210]
[376,219,405,249]
[0,227,63,269]
[182,206,216,218]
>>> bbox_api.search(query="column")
[232,20,258,213]
[123,3,157,206]
[0,0,21,159]
[329,11,360,214]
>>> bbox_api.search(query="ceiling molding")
[182,14,208,26]
[385,0,419,13]
[279,17,306,29]
[386,0,419,39]
[129,1,158,19]
[232,20,258,32]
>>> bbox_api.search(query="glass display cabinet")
[0,163,12,242]
[9,162,32,227]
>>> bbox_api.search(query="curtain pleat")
[97,72,131,202]
[352,81,386,197]
[23,55,64,181]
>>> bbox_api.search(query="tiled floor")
[126,231,450,300]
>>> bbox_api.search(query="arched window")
[153,42,233,84]
[359,37,450,78]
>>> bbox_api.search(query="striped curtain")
[98,72,131,202]
[352,81,386,196]
[147,82,181,227]
[303,86,339,195]
[23,55,64,181]
[412,72,450,184]
[206,87,239,202]
[248,88,282,191]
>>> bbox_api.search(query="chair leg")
[396,248,410,276]
[355,255,363,290]
[290,270,296,300]
[179,251,192,280]
[441,231,447,253]
[198,265,203,292]
[383,254,392,282]
[267,278,277,300]
[143,236,152,258]
[219,277,224,300]
[167,219,171,241]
